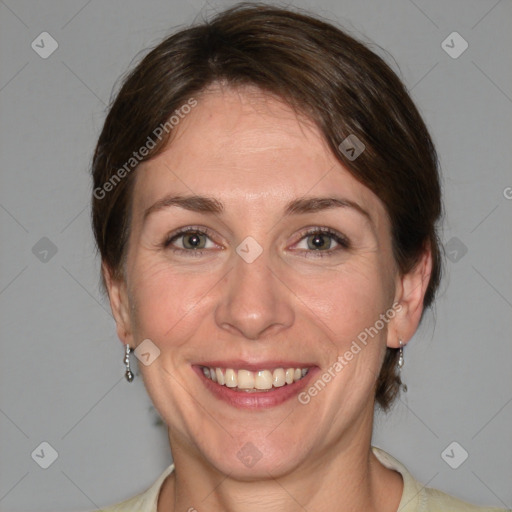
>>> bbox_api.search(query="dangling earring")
[398,339,407,392]
[124,344,134,382]
[398,339,404,369]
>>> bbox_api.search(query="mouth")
[200,365,310,391]
[193,362,318,409]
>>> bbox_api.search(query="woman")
[91,4,504,511]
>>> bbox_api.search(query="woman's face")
[107,86,421,477]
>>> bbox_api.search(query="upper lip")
[195,360,317,371]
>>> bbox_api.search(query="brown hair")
[91,3,443,410]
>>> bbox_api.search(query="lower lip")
[193,365,319,409]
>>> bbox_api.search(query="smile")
[194,363,318,409]
[200,366,310,392]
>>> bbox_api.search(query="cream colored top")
[96,447,505,511]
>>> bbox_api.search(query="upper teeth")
[202,366,309,390]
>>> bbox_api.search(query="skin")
[104,84,432,512]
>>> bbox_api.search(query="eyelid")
[290,226,350,250]
[162,225,350,255]
[163,225,221,249]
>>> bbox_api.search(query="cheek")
[127,258,217,343]
[298,261,391,340]
[127,240,394,353]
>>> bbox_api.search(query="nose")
[214,246,295,340]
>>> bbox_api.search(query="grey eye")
[181,232,207,249]
[306,233,333,250]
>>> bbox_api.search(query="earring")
[398,339,405,368]
[124,344,134,382]
[398,339,407,392]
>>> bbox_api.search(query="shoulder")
[422,486,506,512]
[95,463,175,512]
[371,446,506,512]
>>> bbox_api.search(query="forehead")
[132,86,388,225]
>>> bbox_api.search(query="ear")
[386,242,433,349]
[102,262,134,347]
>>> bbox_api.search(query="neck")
[158,412,402,512]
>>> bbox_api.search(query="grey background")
[1,0,511,510]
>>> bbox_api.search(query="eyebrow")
[143,194,373,225]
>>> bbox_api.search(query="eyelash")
[162,226,219,257]
[162,226,350,258]
[296,227,350,257]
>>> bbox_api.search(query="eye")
[163,227,218,253]
[293,228,349,255]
